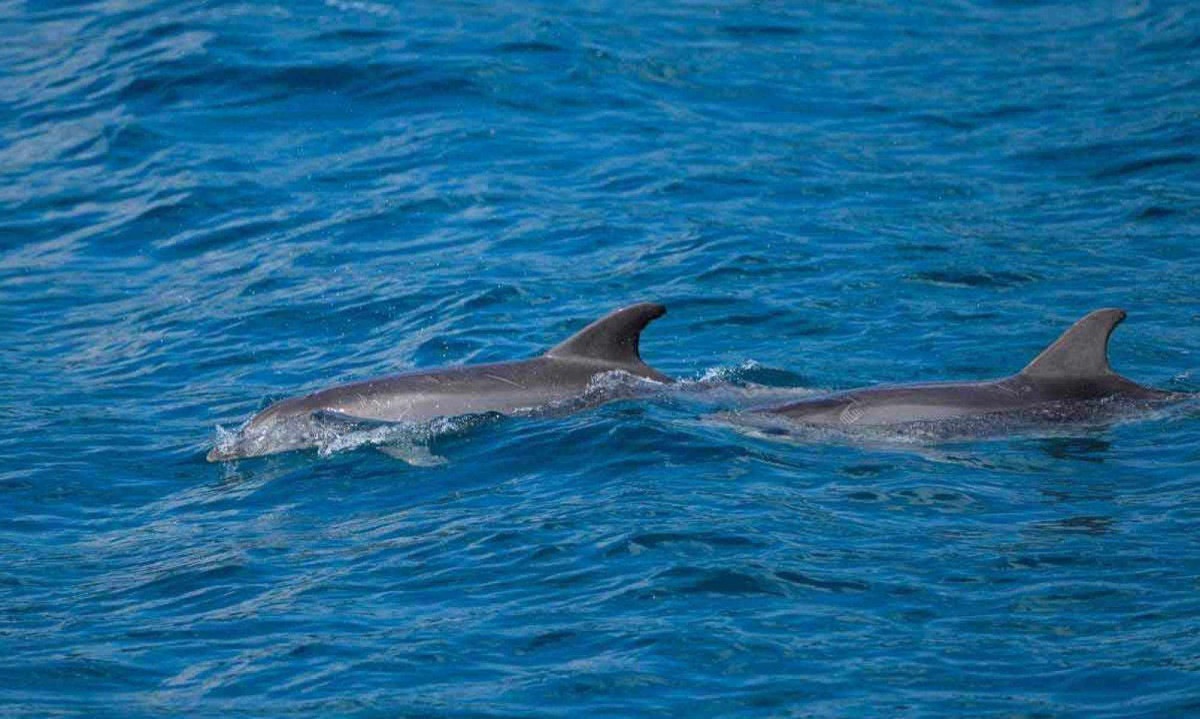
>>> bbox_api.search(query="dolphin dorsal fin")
[545,302,666,365]
[1019,308,1126,380]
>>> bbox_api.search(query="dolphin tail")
[1019,308,1126,379]
[545,302,672,382]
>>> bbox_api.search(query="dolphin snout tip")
[206,446,233,463]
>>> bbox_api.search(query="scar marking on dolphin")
[485,373,525,389]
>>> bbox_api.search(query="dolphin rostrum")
[753,309,1180,430]
[207,302,671,462]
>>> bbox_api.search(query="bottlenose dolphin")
[754,309,1180,429]
[207,303,670,462]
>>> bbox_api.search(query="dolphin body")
[207,303,671,462]
[753,309,1179,430]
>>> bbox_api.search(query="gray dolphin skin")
[755,308,1180,428]
[207,303,671,462]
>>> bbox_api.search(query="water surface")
[3,0,1200,716]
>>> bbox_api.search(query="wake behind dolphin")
[743,308,1185,436]
[208,303,671,461]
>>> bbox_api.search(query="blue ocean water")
[3,0,1200,715]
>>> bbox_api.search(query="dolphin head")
[206,404,323,462]
[205,443,238,462]
[205,423,278,462]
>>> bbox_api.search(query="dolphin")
[207,302,671,462]
[752,309,1182,430]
